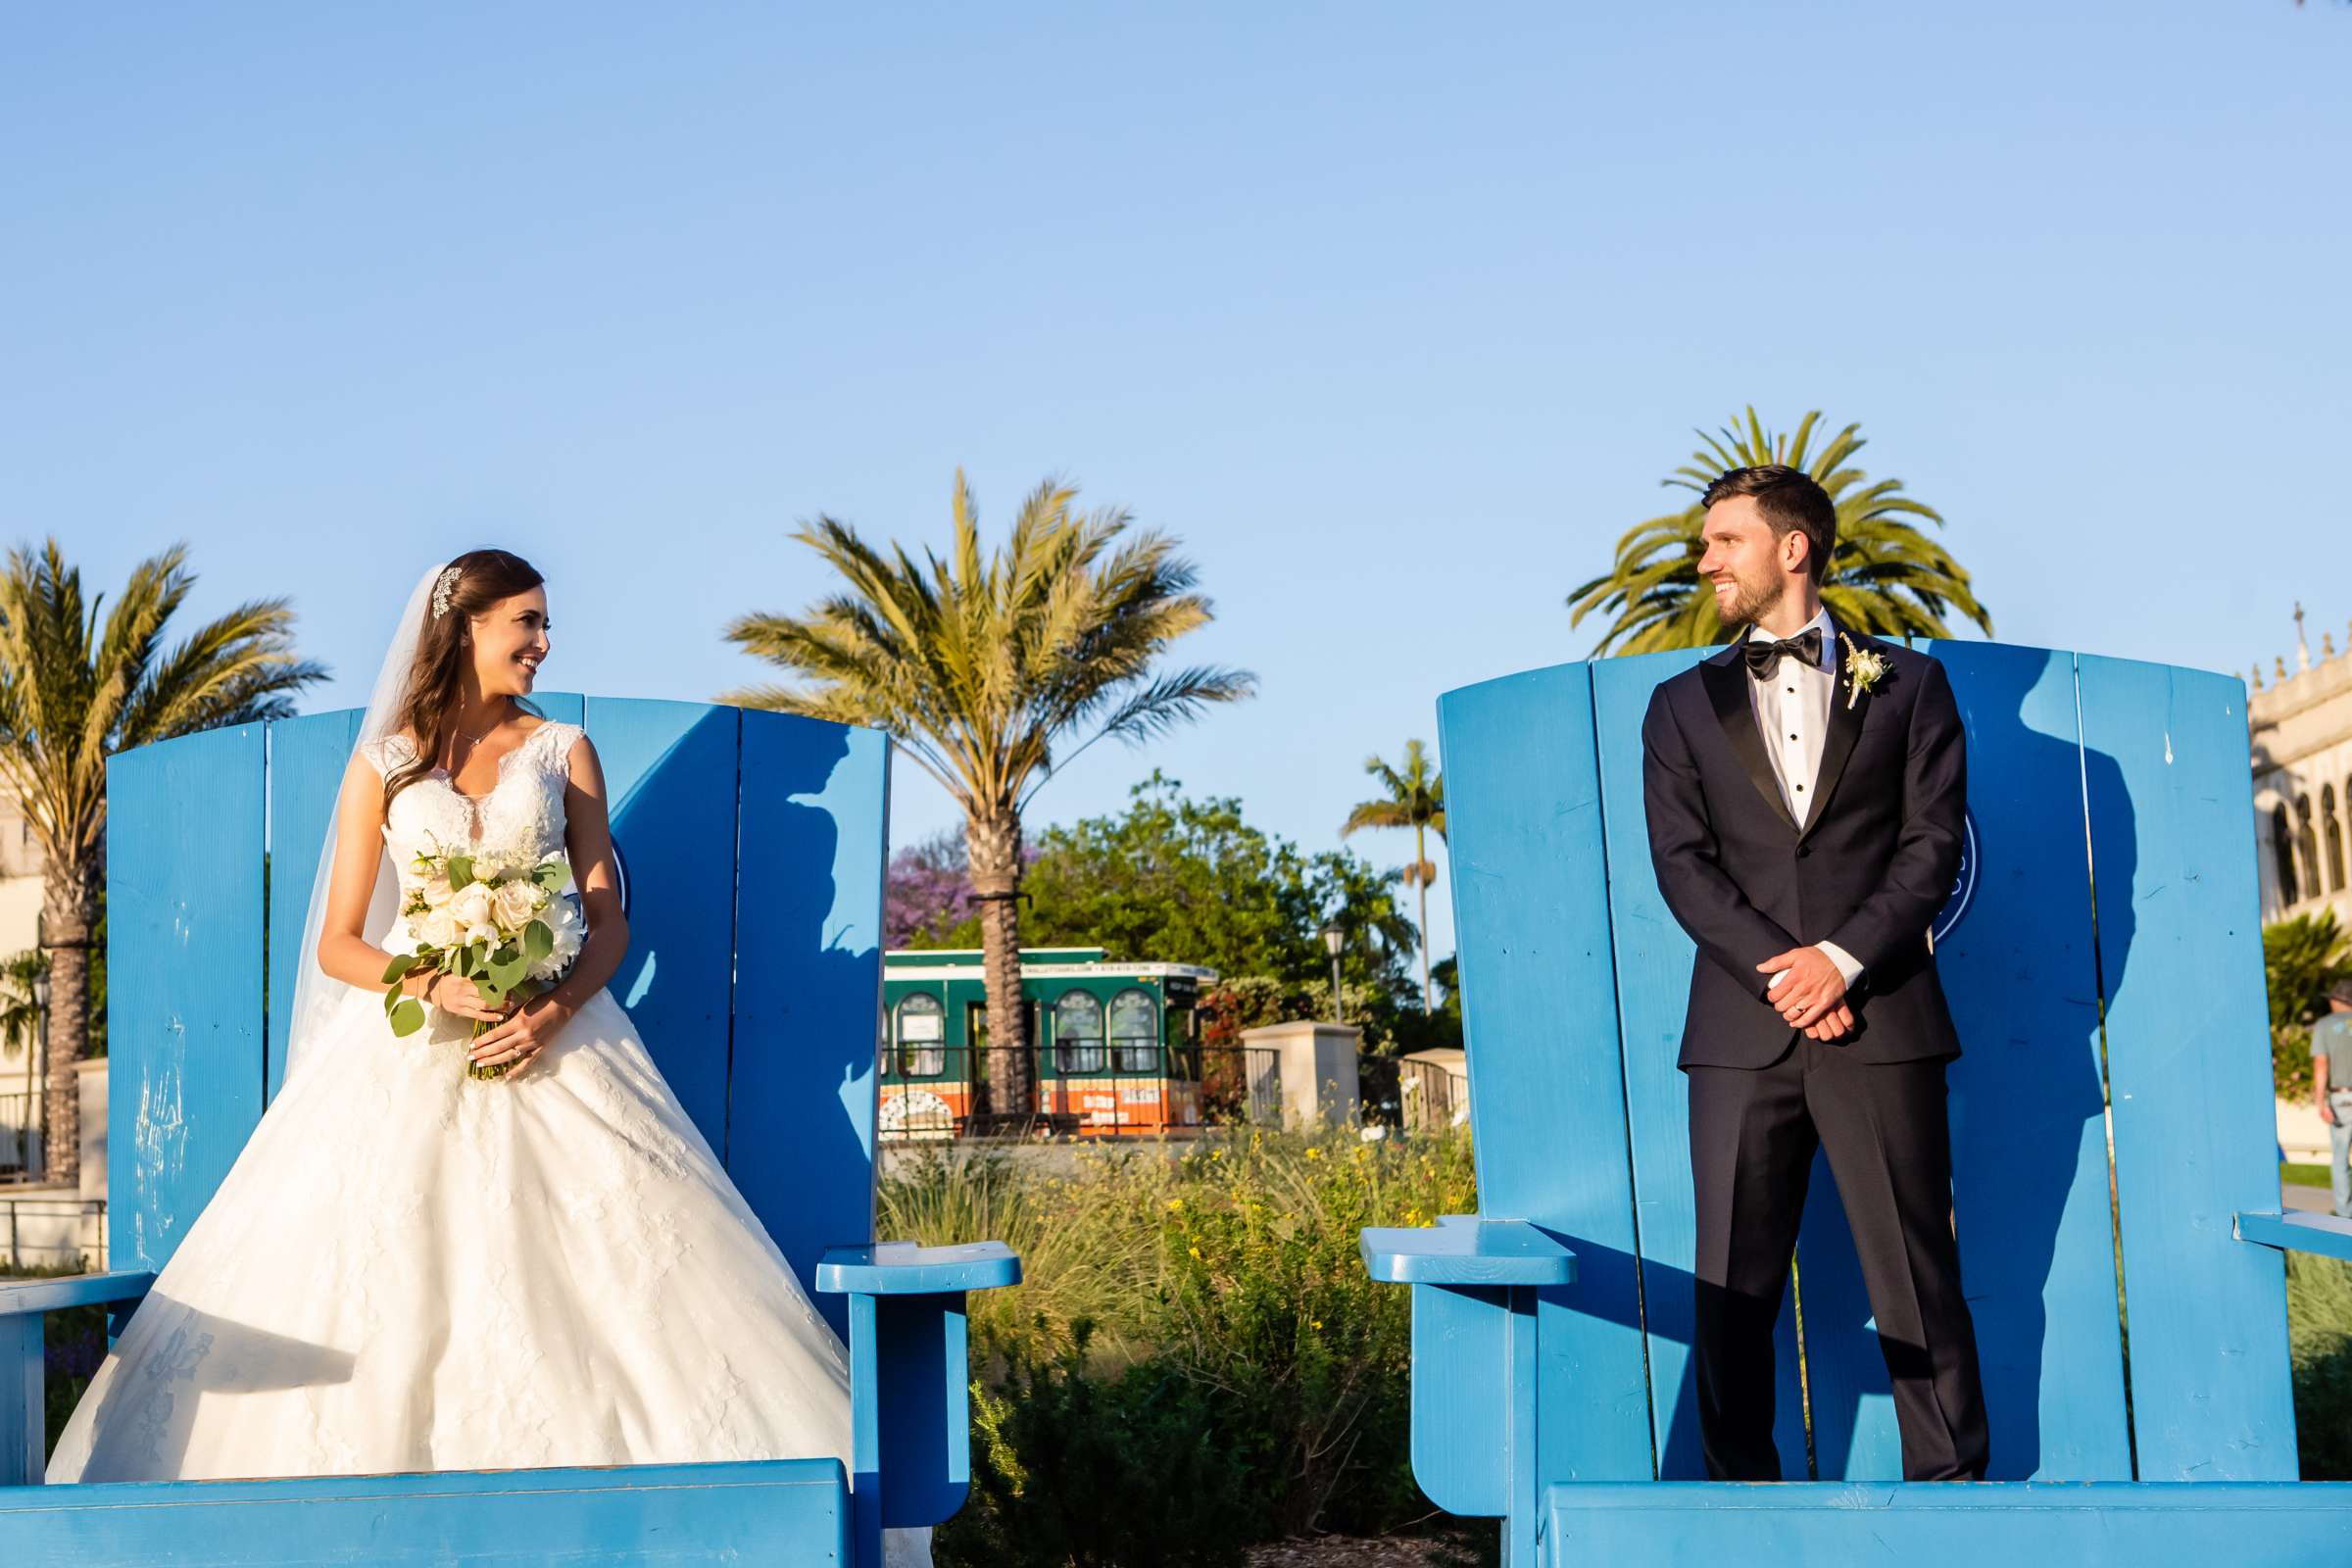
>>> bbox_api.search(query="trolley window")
[1054,991,1106,1073]
[895,991,945,1077]
[1109,988,1159,1073]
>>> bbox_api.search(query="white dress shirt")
[1742,606,1866,992]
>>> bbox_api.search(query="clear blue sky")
[13,3,2347,966]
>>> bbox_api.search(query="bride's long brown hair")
[380,549,548,810]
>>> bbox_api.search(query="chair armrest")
[1360,1215,1577,1287]
[814,1241,1021,1296]
[3,1270,157,1485]
[0,1269,157,1317]
[815,1241,1021,1552]
[2235,1210,2352,1260]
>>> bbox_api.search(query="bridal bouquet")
[379,836,585,1079]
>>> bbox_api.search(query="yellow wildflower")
[1305,1146,1323,1161]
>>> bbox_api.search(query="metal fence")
[0,1092,37,1185]
[877,1043,1282,1141]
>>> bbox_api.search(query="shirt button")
[1795,783,1805,792]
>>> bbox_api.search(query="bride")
[47,550,930,1566]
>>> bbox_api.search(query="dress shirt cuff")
[1815,941,1864,990]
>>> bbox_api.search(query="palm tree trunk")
[40,858,97,1189]
[1415,822,1433,1010]
[965,805,1033,1128]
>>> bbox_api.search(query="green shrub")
[2288,1250,2352,1480]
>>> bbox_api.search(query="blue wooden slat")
[2079,656,2297,1480]
[873,1293,971,1528]
[1401,1284,1518,1517]
[1,1314,35,1488]
[0,1459,849,1563]
[1545,1480,2352,1562]
[106,724,268,1274]
[1438,662,1654,1483]
[1588,649,1809,1480]
[2236,1211,2352,1261]
[265,709,366,1102]
[732,712,891,1342]
[1927,642,2130,1480]
[0,1271,155,1317]
[583,699,741,1157]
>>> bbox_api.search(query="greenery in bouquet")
[377,835,584,1079]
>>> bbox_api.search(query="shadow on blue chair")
[1363,646,2352,1563]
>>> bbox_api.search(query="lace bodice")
[367,719,583,863]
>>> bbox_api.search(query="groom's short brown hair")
[1700,465,1837,582]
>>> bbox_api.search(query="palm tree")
[1566,408,1994,655]
[0,540,325,1186]
[721,473,1255,1124]
[1342,739,1446,1009]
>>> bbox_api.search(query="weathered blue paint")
[1375,643,2326,1554]
[2081,656,2295,1481]
[2236,1210,2352,1260]
[0,1458,851,1563]
[107,723,269,1276]
[1360,1215,1577,1286]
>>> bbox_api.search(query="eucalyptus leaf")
[388,999,426,1036]
[524,920,553,962]
[448,854,475,889]
[381,953,417,984]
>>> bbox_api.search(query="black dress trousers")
[1687,1035,1989,1483]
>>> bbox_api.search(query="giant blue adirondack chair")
[0,696,1014,1567]
[1363,644,2352,1562]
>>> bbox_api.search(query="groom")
[1639,465,1988,1482]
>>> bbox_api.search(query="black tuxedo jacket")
[1640,625,1967,1070]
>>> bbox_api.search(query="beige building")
[0,791,49,1177]
[2252,605,2352,930]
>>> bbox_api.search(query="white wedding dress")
[47,719,929,1566]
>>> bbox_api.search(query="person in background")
[2313,977,2352,1219]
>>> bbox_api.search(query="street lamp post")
[1319,921,1346,1025]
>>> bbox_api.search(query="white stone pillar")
[1239,1021,1362,1127]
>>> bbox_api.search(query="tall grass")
[879,1124,1480,1564]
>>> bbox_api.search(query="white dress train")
[47,721,929,1566]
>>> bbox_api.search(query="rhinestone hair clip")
[429,564,463,619]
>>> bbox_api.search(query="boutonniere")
[1838,633,1888,710]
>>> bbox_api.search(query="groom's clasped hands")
[1757,946,1856,1042]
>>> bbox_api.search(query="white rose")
[493,879,542,930]
[420,869,456,908]
[449,882,495,930]
[529,899,586,980]
[416,906,459,950]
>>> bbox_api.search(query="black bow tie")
[1742,626,1823,678]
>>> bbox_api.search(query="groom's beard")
[1712,569,1784,629]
